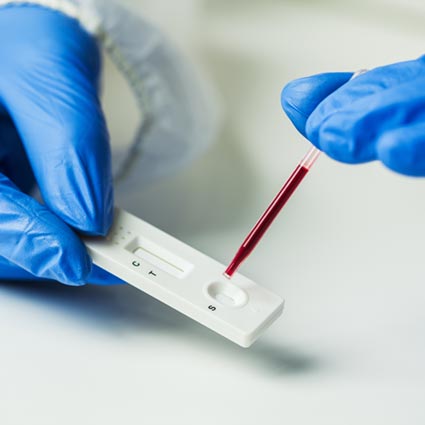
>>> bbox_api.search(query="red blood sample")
[224,164,309,278]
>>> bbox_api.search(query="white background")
[2,1,425,424]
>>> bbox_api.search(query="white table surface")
[2,1,425,424]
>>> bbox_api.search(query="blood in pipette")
[224,164,309,278]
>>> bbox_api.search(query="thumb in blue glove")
[281,57,425,176]
[0,5,121,285]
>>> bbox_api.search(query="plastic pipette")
[223,146,320,278]
[224,70,366,279]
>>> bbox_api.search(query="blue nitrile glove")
[0,5,123,285]
[281,57,425,176]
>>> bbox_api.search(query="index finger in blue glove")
[281,72,353,137]
[0,6,113,235]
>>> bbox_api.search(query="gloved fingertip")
[312,116,377,164]
[312,127,352,163]
[282,72,354,137]
[281,80,311,136]
[78,198,114,237]
[39,223,93,286]
[55,249,92,286]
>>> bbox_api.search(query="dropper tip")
[223,260,238,280]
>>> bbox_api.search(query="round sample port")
[206,281,248,308]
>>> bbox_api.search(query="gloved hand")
[281,57,425,176]
[0,5,122,285]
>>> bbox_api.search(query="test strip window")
[125,236,193,279]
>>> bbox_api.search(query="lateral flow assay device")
[83,208,284,348]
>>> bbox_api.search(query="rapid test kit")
[83,208,284,347]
